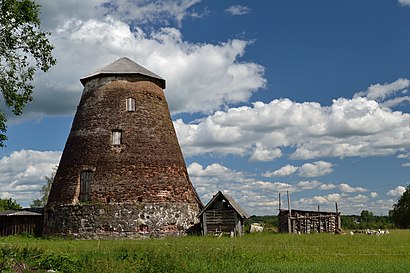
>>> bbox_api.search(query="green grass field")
[1,230,410,273]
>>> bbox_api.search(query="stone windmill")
[44,57,202,238]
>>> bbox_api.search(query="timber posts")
[287,191,292,234]
[279,193,281,210]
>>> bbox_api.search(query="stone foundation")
[43,202,200,239]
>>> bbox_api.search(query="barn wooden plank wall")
[0,214,43,237]
[204,208,237,234]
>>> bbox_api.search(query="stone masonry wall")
[44,202,200,238]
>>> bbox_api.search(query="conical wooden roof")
[80,57,166,88]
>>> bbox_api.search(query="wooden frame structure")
[278,208,341,234]
[198,191,250,236]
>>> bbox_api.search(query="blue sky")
[1,0,410,215]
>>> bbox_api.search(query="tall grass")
[1,230,410,272]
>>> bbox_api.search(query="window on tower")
[80,170,93,202]
[126,98,136,111]
[112,130,122,145]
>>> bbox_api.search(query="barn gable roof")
[80,57,166,88]
[0,209,42,216]
[198,191,250,219]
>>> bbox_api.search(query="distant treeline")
[341,210,394,230]
[245,210,395,231]
[245,215,279,230]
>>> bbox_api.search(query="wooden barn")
[198,191,250,236]
[0,209,43,236]
[278,208,341,234]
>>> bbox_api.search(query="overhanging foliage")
[0,0,56,147]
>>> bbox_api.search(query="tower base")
[43,202,200,239]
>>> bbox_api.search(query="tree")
[360,210,374,223]
[0,197,22,211]
[30,167,55,208]
[391,185,410,228]
[0,0,56,147]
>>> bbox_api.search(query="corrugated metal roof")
[80,57,166,88]
[0,209,42,216]
[198,191,250,219]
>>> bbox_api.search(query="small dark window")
[215,201,223,209]
[126,98,136,111]
[80,170,93,202]
[112,130,122,145]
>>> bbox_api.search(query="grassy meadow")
[1,230,410,273]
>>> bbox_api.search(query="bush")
[37,252,80,272]
[0,245,42,272]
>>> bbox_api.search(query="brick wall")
[45,75,202,237]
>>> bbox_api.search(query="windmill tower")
[43,57,202,238]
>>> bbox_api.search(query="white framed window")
[80,170,93,202]
[126,98,136,111]
[112,130,122,145]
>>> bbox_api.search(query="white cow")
[250,223,264,233]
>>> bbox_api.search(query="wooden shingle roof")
[80,57,166,88]
[198,191,250,219]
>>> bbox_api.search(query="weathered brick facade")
[44,58,202,238]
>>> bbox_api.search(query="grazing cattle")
[364,228,389,236]
[376,229,390,236]
[250,223,264,233]
[365,229,375,235]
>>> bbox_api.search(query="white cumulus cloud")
[387,186,406,196]
[319,183,337,190]
[370,192,379,198]
[263,161,333,178]
[263,164,298,177]
[298,161,333,177]
[186,162,316,215]
[297,196,330,205]
[38,0,203,30]
[296,193,341,207]
[249,143,282,162]
[0,150,62,207]
[296,180,321,190]
[174,83,410,160]
[339,183,367,193]
[15,1,265,122]
[398,0,410,7]
[225,5,251,16]
[354,78,409,101]
[294,192,381,214]
[327,193,342,202]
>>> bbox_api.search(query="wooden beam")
[287,191,291,215]
[202,213,207,235]
[279,192,281,210]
